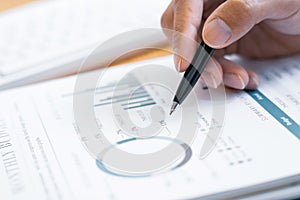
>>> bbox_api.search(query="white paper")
[0,55,300,200]
[0,0,169,89]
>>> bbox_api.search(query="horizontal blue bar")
[246,90,300,140]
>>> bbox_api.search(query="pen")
[169,41,214,115]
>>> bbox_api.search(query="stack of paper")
[0,0,169,89]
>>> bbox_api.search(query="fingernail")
[177,58,182,72]
[223,72,245,89]
[203,18,232,47]
[173,54,182,72]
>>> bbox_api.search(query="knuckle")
[231,0,256,14]
[174,20,184,32]
[160,12,168,28]
[161,1,175,29]
[173,0,181,7]
[219,0,257,25]
[161,11,174,30]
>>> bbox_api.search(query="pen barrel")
[174,42,214,104]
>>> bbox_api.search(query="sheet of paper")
[0,0,169,88]
[0,55,300,200]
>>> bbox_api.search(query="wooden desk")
[0,0,37,12]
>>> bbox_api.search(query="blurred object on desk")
[0,0,170,89]
[0,0,35,12]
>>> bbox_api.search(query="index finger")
[173,0,204,71]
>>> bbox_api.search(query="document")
[0,0,169,89]
[0,55,300,200]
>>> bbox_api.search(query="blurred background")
[0,0,170,89]
[0,0,34,11]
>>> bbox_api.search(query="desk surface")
[0,0,36,12]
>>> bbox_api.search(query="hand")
[161,0,300,90]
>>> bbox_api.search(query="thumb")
[202,0,268,48]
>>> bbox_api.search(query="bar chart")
[94,74,156,110]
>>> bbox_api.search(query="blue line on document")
[246,90,300,140]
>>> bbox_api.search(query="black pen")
[169,41,214,115]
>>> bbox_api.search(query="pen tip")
[169,102,179,116]
[169,109,174,116]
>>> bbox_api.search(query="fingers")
[264,2,300,35]
[161,1,175,41]
[200,57,223,88]
[199,56,259,90]
[218,57,248,89]
[217,57,259,90]
[202,0,299,49]
[161,0,263,90]
[161,0,204,71]
[245,70,259,90]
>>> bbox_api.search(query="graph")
[70,64,201,179]
[95,136,192,178]
[94,74,156,110]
